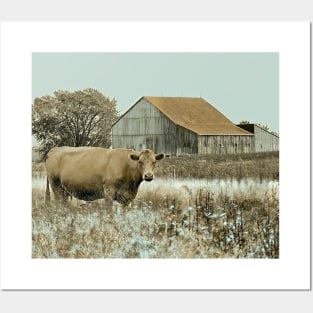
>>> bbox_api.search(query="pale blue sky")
[32,53,279,132]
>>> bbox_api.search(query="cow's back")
[45,146,135,186]
[46,146,106,178]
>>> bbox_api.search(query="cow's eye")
[138,160,144,166]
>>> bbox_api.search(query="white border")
[0,22,310,290]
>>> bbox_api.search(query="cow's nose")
[144,173,154,181]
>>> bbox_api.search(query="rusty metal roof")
[144,96,252,135]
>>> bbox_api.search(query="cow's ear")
[128,153,140,161]
[155,153,165,161]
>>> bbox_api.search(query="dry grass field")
[32,152,279,258]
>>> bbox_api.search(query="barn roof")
[143,96,252,135]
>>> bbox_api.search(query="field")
[32,152,279,258]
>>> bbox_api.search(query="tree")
[257,123,270,131]
[238,120,250,124]
[32,88,119,159]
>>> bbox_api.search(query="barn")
[237,123,279,152]
[112,96,255,155]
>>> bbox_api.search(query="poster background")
[0,1,312,312]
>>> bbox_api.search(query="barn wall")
[175,125,198,155]
[112,98,198,155]
[198,135,254,155]
[253,125,279,152]
[237,124,279,152]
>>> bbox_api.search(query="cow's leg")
[103,185,116,211]
[45,177,51,206]
[49,179,69,205]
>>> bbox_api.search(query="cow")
[45,146,164,208]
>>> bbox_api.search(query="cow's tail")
[45,177,51,205]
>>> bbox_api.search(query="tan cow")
[45,147,164,207]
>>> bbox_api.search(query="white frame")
[0,21,310,290]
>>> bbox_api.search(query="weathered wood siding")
[253,125,279,152]
[112,98,198,155]
[237,124,279,152]
[198,135,254,155]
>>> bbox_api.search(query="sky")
[32,53,279,133]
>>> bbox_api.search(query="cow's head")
[128,149,164,181]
